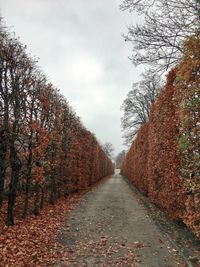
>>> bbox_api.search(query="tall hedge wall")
[121,35,200,238]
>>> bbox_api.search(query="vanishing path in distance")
[57,172,184,267]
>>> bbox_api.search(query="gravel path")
[57,172,185,267]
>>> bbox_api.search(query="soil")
[56,171,200,267]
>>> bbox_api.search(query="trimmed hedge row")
[0,23,114,226]
[121,35,200,238]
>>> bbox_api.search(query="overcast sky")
[0,0,142,156]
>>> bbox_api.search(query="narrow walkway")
[58,172,184,266]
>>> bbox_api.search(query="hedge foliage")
[121,34,200,238]
[0,23,114,226]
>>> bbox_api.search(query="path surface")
[57,172,184,267]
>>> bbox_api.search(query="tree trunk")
[21,181,30,218]
[40,186,45,210]
[21,148,33,218]
[0,105,9,207]
[33,183,40,215]
[6,141,21,226]
[0,131,7,207]
[49,169,57,205]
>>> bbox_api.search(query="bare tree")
[120,0,200,71]
[115,150,126,169]
[102,142,115,159]
[3,37,30,225]
[121,69,162,145]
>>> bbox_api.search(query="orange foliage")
[0,194,81,266]
[64,128,114,192]
[121,34,200,238]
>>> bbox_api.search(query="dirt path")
[57,172,186,267]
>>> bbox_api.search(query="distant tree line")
[115,150,126,169]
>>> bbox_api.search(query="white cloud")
[70,55,103,84]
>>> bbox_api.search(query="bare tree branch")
[121,0,200,71]
[121,69,162,145]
